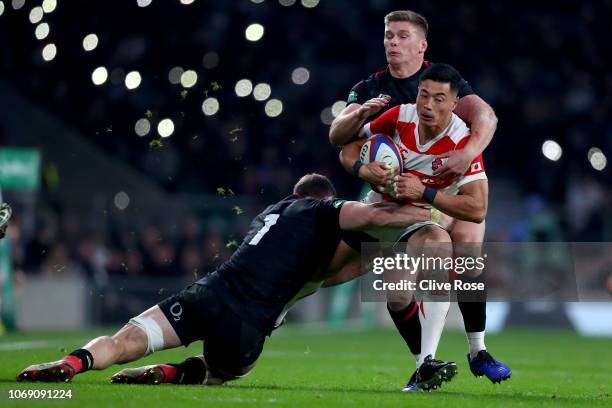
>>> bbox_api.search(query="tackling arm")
[338,201,430,231]
[453,94,498,158]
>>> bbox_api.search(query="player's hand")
[433,149,474,180]
[358,162,395,191]
[393,173,425,201]
[356,95,391,120]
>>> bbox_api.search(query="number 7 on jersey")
[248,214,280,245]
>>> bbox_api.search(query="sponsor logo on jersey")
[332,199,345,208]
[347,90,358,104]
[431,157,443,171]
[170,302,183,321]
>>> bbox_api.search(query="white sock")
[417,296,450,368]
[467,331,486,359]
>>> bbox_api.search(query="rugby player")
[329,10,511,389]
[16,174,445,386]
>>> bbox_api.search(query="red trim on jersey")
[370,105,400,135]
[420,135,459,156]
[373,66,389,78]
[397,122,417,151]
[406,169,455,189]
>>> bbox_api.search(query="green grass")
[0,326,611,407]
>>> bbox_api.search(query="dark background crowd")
[1,0,611,292]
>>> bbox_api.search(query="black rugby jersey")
[205,195,348,334]
[347,61,473,121]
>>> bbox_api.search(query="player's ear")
[419,39,428,54]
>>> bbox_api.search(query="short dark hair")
[419,63,462,94]
[384,10,429,38]
[293,173,337,199]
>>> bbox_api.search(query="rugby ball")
[359,133,403,174]
[359,134,403,200]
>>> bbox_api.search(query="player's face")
[383,21,427,66]
[416,80,458,127]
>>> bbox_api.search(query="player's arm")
[394,174,488,224]
[338,139,391,189]
[329,95,391,146]
[338,201,430,231]
[436,95,497,179]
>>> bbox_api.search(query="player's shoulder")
[398,103,418,122]
[447,113,471,142]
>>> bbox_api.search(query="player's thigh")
[156,281,223,348]
[203,306,265,382]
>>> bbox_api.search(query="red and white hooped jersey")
[362,103,486,197]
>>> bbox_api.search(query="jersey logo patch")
[332,199,345,208]
[470,162,482,172]
[347,90,358,104]
[431,157,443,171]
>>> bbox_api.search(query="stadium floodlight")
[235,79,253,97]
[29,6,44,24]
[253,83,271,101]
[136,0,152,7]
[542,140,562,161]
[588,147,607,171]
[135,118,151,136]
[180,70,198,88]
[279,0,297,6]
[245,23,264,42]
[12,0,25,11]
[41,0,56,13]
[331,100,347,117]
[301,0,319,8]
[264,99,283,117]
[168,66,184,84]
[125,71,142,90]
[35,23,50,40]
[41,43,57,61]
[320,107,334,125]
[202,97,219,116]
[291,67,310,85]
[157,119,175,137]
[114,192,130,210]
[91,66,108,85]
[83,33,99,52]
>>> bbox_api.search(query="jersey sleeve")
[457,77,474,98]
[362,105,400,138]
[456,153,487,188]
[347,81,370,105]
[315,199,346,229]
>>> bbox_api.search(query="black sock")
[68,349,94,373]
[169,357,207,384]
[456,274,487,332]
[387,302,421,356]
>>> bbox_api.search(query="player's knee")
[206,362,256,385]
[388,300,410,312]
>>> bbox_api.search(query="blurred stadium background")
[1,0,612,338]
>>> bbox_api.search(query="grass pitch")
[0,325,610,407]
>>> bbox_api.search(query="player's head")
[293,173,337,200]
[416,63,461,128]
[383,10,428,67]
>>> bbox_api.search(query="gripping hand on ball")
[359,162,395,192]
[393,173,426,201]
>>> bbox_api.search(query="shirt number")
[248,214,280,245]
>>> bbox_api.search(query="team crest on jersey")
[431,158,443,171]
